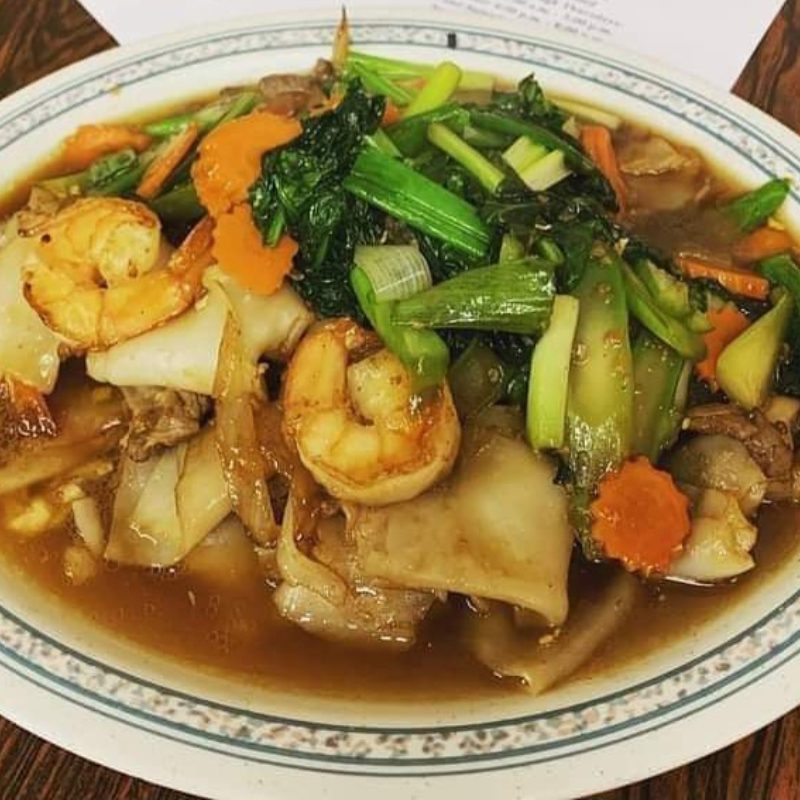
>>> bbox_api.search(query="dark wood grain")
[1,1,800,798]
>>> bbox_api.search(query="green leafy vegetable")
[351,266,449,391]
[631,333,690,462]
[566,243,633,557]
[249,81,386,318]
[344,145,493,259]
[427,122,505,194]
[393,259,555,334]
[724,178,791,233]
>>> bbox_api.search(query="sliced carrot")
[382,100,402,127]
[61,124,151,171]
[676,255,770,300]
[3,376,56,437]
[580,124,628,212]
[590,456,691,575]
[695,304,750,387]
[192,112,302,218]
[212,203,298,295]
[731,226,795,264]
[136,123,199,200]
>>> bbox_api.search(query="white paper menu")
[78,0,784,88]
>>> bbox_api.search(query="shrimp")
[22,197,213,350]
[282,319,461,506]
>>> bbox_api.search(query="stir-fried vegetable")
[590,457,691,574]
[717,292,794,409]
[566,244,633,556]
[527,295,579,449]
[724,178,791,233]
[393,259,554,334]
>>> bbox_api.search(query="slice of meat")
[258,68,329,116]
[685,403,793,478]
[121,386,210,462]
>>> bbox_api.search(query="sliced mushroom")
[258,72,327,116]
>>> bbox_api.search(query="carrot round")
[192,112,302,217]
[695,304,750,387]
[590,457,691,574]
[580,124,628,212]
[731,226,795,264]
[676,255,770,300]
[212,203,298,295]
[61,124,151,172]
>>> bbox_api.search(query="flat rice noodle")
[105,427,231,566]
[213,312,277,545]
[348,432,573,626]
[0,218,61,392]
[86,266,312,395]
[275,497,434,649]
[464,572,640,694]
[87,279,229,395]
[183,515,261,587]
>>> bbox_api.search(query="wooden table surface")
[1,0,800,797]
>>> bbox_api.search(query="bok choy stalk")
[503,135,571,192]
[346,50,496,92]
[527,295,580,450]
[470,109,595,174]
[351,267,449,391]
[566,243,633,557]
[393,259,555,335]
[620,258,707,360]
[348,62,415,106]
[717,291,794,409]
[724,178,791,233]
[403,61,462,118]
[427,122,506,194]
[344,145,492,259]
[631,333,691,463]
[353,245,432,301]
[385,104,471,156]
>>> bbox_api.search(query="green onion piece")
[502,135,548,173]
[499,233,525,263]
[351,267,449,391]
[144,90,258,137]
[448,340,507,419]
[393,259,555,335]
[724,178,791,233]
[461,124,512,150]
[427,122,505,194]
[346,51,494,92]
[759,253,800,303]
[527,294,580,449]
[344,146,492,260]
[404,62,462,118]
[350,62,414,106]
[535,237,565,265]
[620,259,706,360]
[149,182,204,221]
[385,103,470,157]
[87,148,139,189]
[517,150,571,192]
[371,128,402,158]
[354,245,432,302]
[553,98,621,130]
[632,332,690,462]
[471,110,595,173]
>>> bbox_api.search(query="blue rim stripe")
[2,633,798,777]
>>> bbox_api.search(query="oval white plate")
[2,9,800,800]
